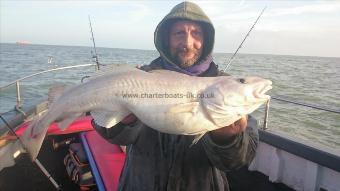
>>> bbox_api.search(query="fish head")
[226,76,272,105]
[202,76,272,127]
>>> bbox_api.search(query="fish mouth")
[254,80,272,100]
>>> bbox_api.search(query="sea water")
[0,43,339,149]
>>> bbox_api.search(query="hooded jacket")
[154,1,215,68]
[93,2,259,191]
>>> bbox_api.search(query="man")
[93,2,258,190]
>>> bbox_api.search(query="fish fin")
[212,115,241,128]
[57,113,84,130]
[89,64,141,80]
[201,91,238,127]
[190,133,206,147]
[20,119,49,161]
[0,140,26,171]
[91,109,130,128]
[48,84,69,105]
[205,104,242,127]
[168,102,200,114]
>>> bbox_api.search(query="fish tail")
[19,115,48,161]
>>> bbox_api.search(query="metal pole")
[16,81,22,108]
[35,159,62,190]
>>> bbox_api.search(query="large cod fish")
[6,65,272,166]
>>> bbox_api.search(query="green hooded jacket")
[154,1,215,66]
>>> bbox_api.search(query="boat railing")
[271,96,340,114]
[0,63,97,112]
[262,95,340,130]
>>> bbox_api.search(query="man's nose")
[183,32,194,48]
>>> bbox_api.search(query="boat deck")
[0,134,80,191]
[0,132,295,191]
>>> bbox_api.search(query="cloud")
[125,3,151,23]
[267,2,340,17]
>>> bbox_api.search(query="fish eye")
[238,78,246,84]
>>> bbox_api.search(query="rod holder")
[16,81,22,108]
[263,99,270,130]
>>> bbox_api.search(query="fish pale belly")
[130,103,219,135]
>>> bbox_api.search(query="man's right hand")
[121,114,137,125]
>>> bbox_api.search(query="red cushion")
[84,131,126,191]
[14,116,94,136]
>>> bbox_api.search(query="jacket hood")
[154,1,215,66]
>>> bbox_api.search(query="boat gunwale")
[259,129,340,172]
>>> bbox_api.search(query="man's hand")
[121,113,137,125]
[209,116,248,145]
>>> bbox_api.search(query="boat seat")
[81,131,126,191]
[15,116,94,136]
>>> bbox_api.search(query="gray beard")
[173,53,201,68]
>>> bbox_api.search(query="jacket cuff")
[205,132,243,149]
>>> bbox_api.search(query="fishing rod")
[223,6,266,72]
[220,7,340,129]
[220,7,340,115]
[88,15,100,70]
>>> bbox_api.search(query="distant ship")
[16,40,30,45]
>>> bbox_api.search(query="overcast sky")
[1,0,339,57]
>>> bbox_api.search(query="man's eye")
[174,31,184,36]
[192,31,202,37]
[238,78,246,83]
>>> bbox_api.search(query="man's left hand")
[209,116,248,145]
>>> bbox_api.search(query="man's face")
[169,20,204,68]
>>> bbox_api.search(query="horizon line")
[1,42,339,59]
